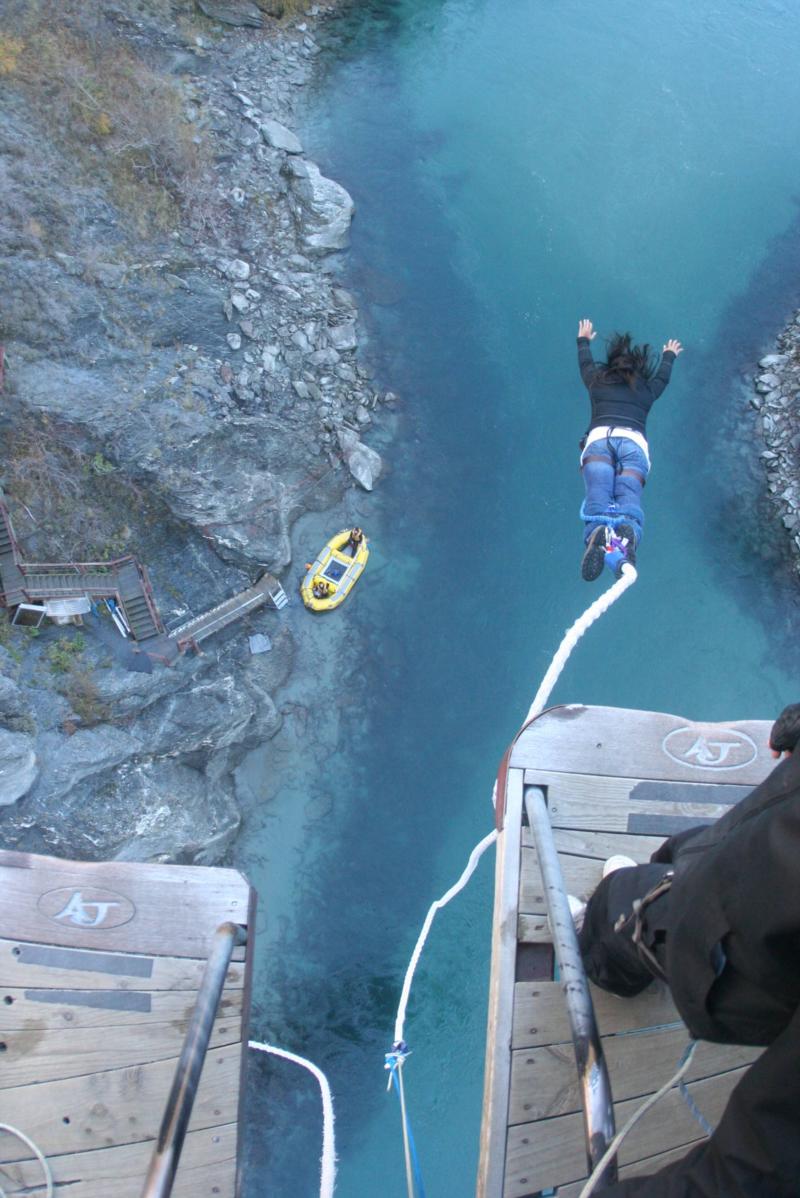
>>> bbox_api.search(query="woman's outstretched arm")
[650,338,683,397]
[577,318,598,384]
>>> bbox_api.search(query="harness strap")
[614,871,674,982]
[581,453,615,466]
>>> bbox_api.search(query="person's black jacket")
[658,750,800,1046]
[603,751,800,1195]
[577,337,676,436]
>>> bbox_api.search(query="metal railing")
[18,555,137,574]
[524,786,618,1188]
[140,921,247,1198]
[136,561,167,634]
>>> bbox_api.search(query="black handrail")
[140,921,247,1198]
[524,786,618,1188]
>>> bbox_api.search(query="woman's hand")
[663,339,683,355]
[578,319,596,340]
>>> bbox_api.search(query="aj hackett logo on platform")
[662,727,758,771]
[38,887,136,929]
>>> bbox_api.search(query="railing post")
[140,921,247,1198]
[524,786,617,1187]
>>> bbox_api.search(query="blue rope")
[385,1044,427,1198]
[678,1080,716,1137]
[578,500,641,528]
[676,1040,715,1137]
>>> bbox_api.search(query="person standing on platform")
[572,702,800,1195]
[577,319,683,580]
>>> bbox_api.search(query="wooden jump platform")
[0,849,255,1197]
[478,704,772,1198]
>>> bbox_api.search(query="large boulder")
[0,730,37,805]
[284,159,355,255]
[196,0,264,26]
[337,427,383,491]
[260,119,303,155]
[33,725,144,805]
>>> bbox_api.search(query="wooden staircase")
[0,490,288,661]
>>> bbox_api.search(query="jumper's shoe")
[581,525,607,581]
[616,523,637,568]
[602,854,637,878]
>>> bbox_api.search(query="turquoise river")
[236,2,800,1195]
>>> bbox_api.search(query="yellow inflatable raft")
[301,528,369,611]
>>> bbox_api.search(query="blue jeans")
[580,436,649,544]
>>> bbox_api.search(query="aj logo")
[54,891,121,928]
[662,726,757,770]
[682,737,736,766]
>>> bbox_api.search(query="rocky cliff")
[0,0,386,860]
[751,312,800,566]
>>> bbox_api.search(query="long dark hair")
[600,332,656,387]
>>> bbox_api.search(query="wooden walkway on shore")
[0,849,255,1197]
[478,704,772,1198]
[0,488,288,663]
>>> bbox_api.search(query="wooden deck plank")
[0,1010,242,1088]
[0,1121,237,1198]
[528,826,665,861]
[524,769,751,808]
[510,705,772,784]
[0,1044,239,1161]
[0,937,246,990]
[510,1028,761,1123]
[504,1067,749,1196]
[512,980,679,1049]
[554,1143,699,1197]
[547,793,732,834]
[522,769,750,836]
[0,986,243,1029]
[477,770,524,1198]
[0,851,250,958]
[518,911,557,942]
[520,849,602,912]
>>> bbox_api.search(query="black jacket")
[659,751,800,1046]
[604,753,800,1195]
[577,337,676,436]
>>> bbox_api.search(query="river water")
[236,2,800,1195]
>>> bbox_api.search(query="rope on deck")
[249,1041,336,1198]
[577,1040,699,1198]
[0,1122,53,1197]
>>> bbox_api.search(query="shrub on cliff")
[0,1,212,232]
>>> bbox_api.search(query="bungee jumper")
[576,319,683,580]
[570,702,800,1195]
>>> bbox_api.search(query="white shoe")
[603,854,637,878]
[567,894,586,932]
[548,894,586,935]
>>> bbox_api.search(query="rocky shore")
[0,0,390,861]
[751,309,800,567]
